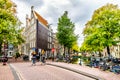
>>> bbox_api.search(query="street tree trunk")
[0,42,2,54]
[68,48,70,56]
[99,51,102,57]
[64,46,65,58]
[107,46,110,56]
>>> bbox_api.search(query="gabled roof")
[33,11,48,27]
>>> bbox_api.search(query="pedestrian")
[42,54,46,63]
[79,58,82,65]
[31,52,36,66]
[2,54,8,65]
[41,50,46,65]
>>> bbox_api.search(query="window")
[31,18,34,25]
[34,24,36,30]
[48,37,49,42]
[49,32,51,36]
[48,44,49,48]
[9,48,13,50]
[50,37,52,43]
[50,44,52,48]
[29,42,31,48]
[33,41,35,47]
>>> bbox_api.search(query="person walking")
[2,54,8,65]
[41,49,46,65]
[31,52,36,66]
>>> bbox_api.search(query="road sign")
[52,48,55,52]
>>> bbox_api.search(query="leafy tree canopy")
[0,0,25,53]
[81,4,120,54]
[72,41,80,52]
[57,11,77,49]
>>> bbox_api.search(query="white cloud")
[12,0,120,46]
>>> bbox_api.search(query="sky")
[11,0,120,46]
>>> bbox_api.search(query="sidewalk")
[47,61,120,80]
[0,63,14,80]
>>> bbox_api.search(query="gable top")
[33,11,48,27]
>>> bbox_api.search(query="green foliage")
[57,11,77,49]
[9,28,25,47]
[72,41,80,52]
[71,58,78,64]
[0,0,25,53]
[15,52,20,58]
[81,4,120,54]
[82,56,90,65]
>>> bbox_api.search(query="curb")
[47,63,105,80]
[9,64,25,80]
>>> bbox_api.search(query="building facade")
[22,6,53,60]
[102,45,120,58]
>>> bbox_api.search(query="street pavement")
[10,62,95,80]
[47,62,120,80]
[0,61,120,80]
[0,63,14,80]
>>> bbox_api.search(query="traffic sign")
[52,48,55,52]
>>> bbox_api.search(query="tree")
[80,31,104,56]
[81,4,120,56]
[72,41,80,52]
[57,11,77,56]
[0,0,24,54]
